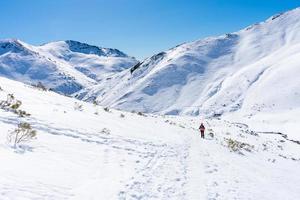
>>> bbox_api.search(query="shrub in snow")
[104,107,110,112]
[93,100,99,106]
[120,113,125,118]
[32,82,47,91]
[224,138,253,154]
[0,94,16,108]
[74,102,83,111]
[100,128,111,135]
[15,109,31,117]
[206,128,215,138]
[8,122,37,148]
[137,111,145,116]
[208,132,214,138]
[11,99,22,110]
[0,94,30,117]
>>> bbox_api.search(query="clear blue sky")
[0,0,299,59]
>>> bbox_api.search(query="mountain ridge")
[0,39,138,94]
[76,7,300,117]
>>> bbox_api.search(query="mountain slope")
[77,8,300,117]
[0,76,300,199]
[0,39,137,94]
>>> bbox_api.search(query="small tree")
[8,122,37,148]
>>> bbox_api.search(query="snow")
[0,77,300,199]
[1,7,300,200]
[0,39,137,95]
[76,7,300,121]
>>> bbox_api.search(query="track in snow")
[118,142,190,200]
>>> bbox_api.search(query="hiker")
[199,123,205,138]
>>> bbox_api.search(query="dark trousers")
[200,130,204,138]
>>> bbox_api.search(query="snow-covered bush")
[0,94,16,108]
[32,82,47,91]
[225,138,253,154]
[207,128,215,138]
[74,102,83,111]
[8,122,37,148]
[15,109,31,117]
[104,107,110,112]
[0,94,30,117]
[93,100,99,106]
[137,111,145,116]
[11,99,22,110]
[100,128,111,135]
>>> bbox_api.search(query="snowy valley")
[0,6,300,200]
[0,77,300,200]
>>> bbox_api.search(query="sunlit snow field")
[0,77,299,200]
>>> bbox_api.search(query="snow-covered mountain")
[77,8,300,117]
[0,39,137,94]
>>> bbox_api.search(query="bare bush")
[8,122,37,148]
[0,94,30,117]
[74,102,83,111]
[225,138,253,154]
[33,82,47,91]
[100,128,111,135]
[137,111,145,116]
[15,109,31,117]
[93,100,99,106]
[0,94,16,108]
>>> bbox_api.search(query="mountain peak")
[64,40,128,58]
[0,38,33,55]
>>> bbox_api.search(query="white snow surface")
[0,77,300,200]
[1,7,300,200]
[77,8,300,120]
[0,39,137,95]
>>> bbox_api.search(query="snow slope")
[0,77,300,200]
[0,39,137,95]
[77,8,300,118]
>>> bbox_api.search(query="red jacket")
[199,124,205,131]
